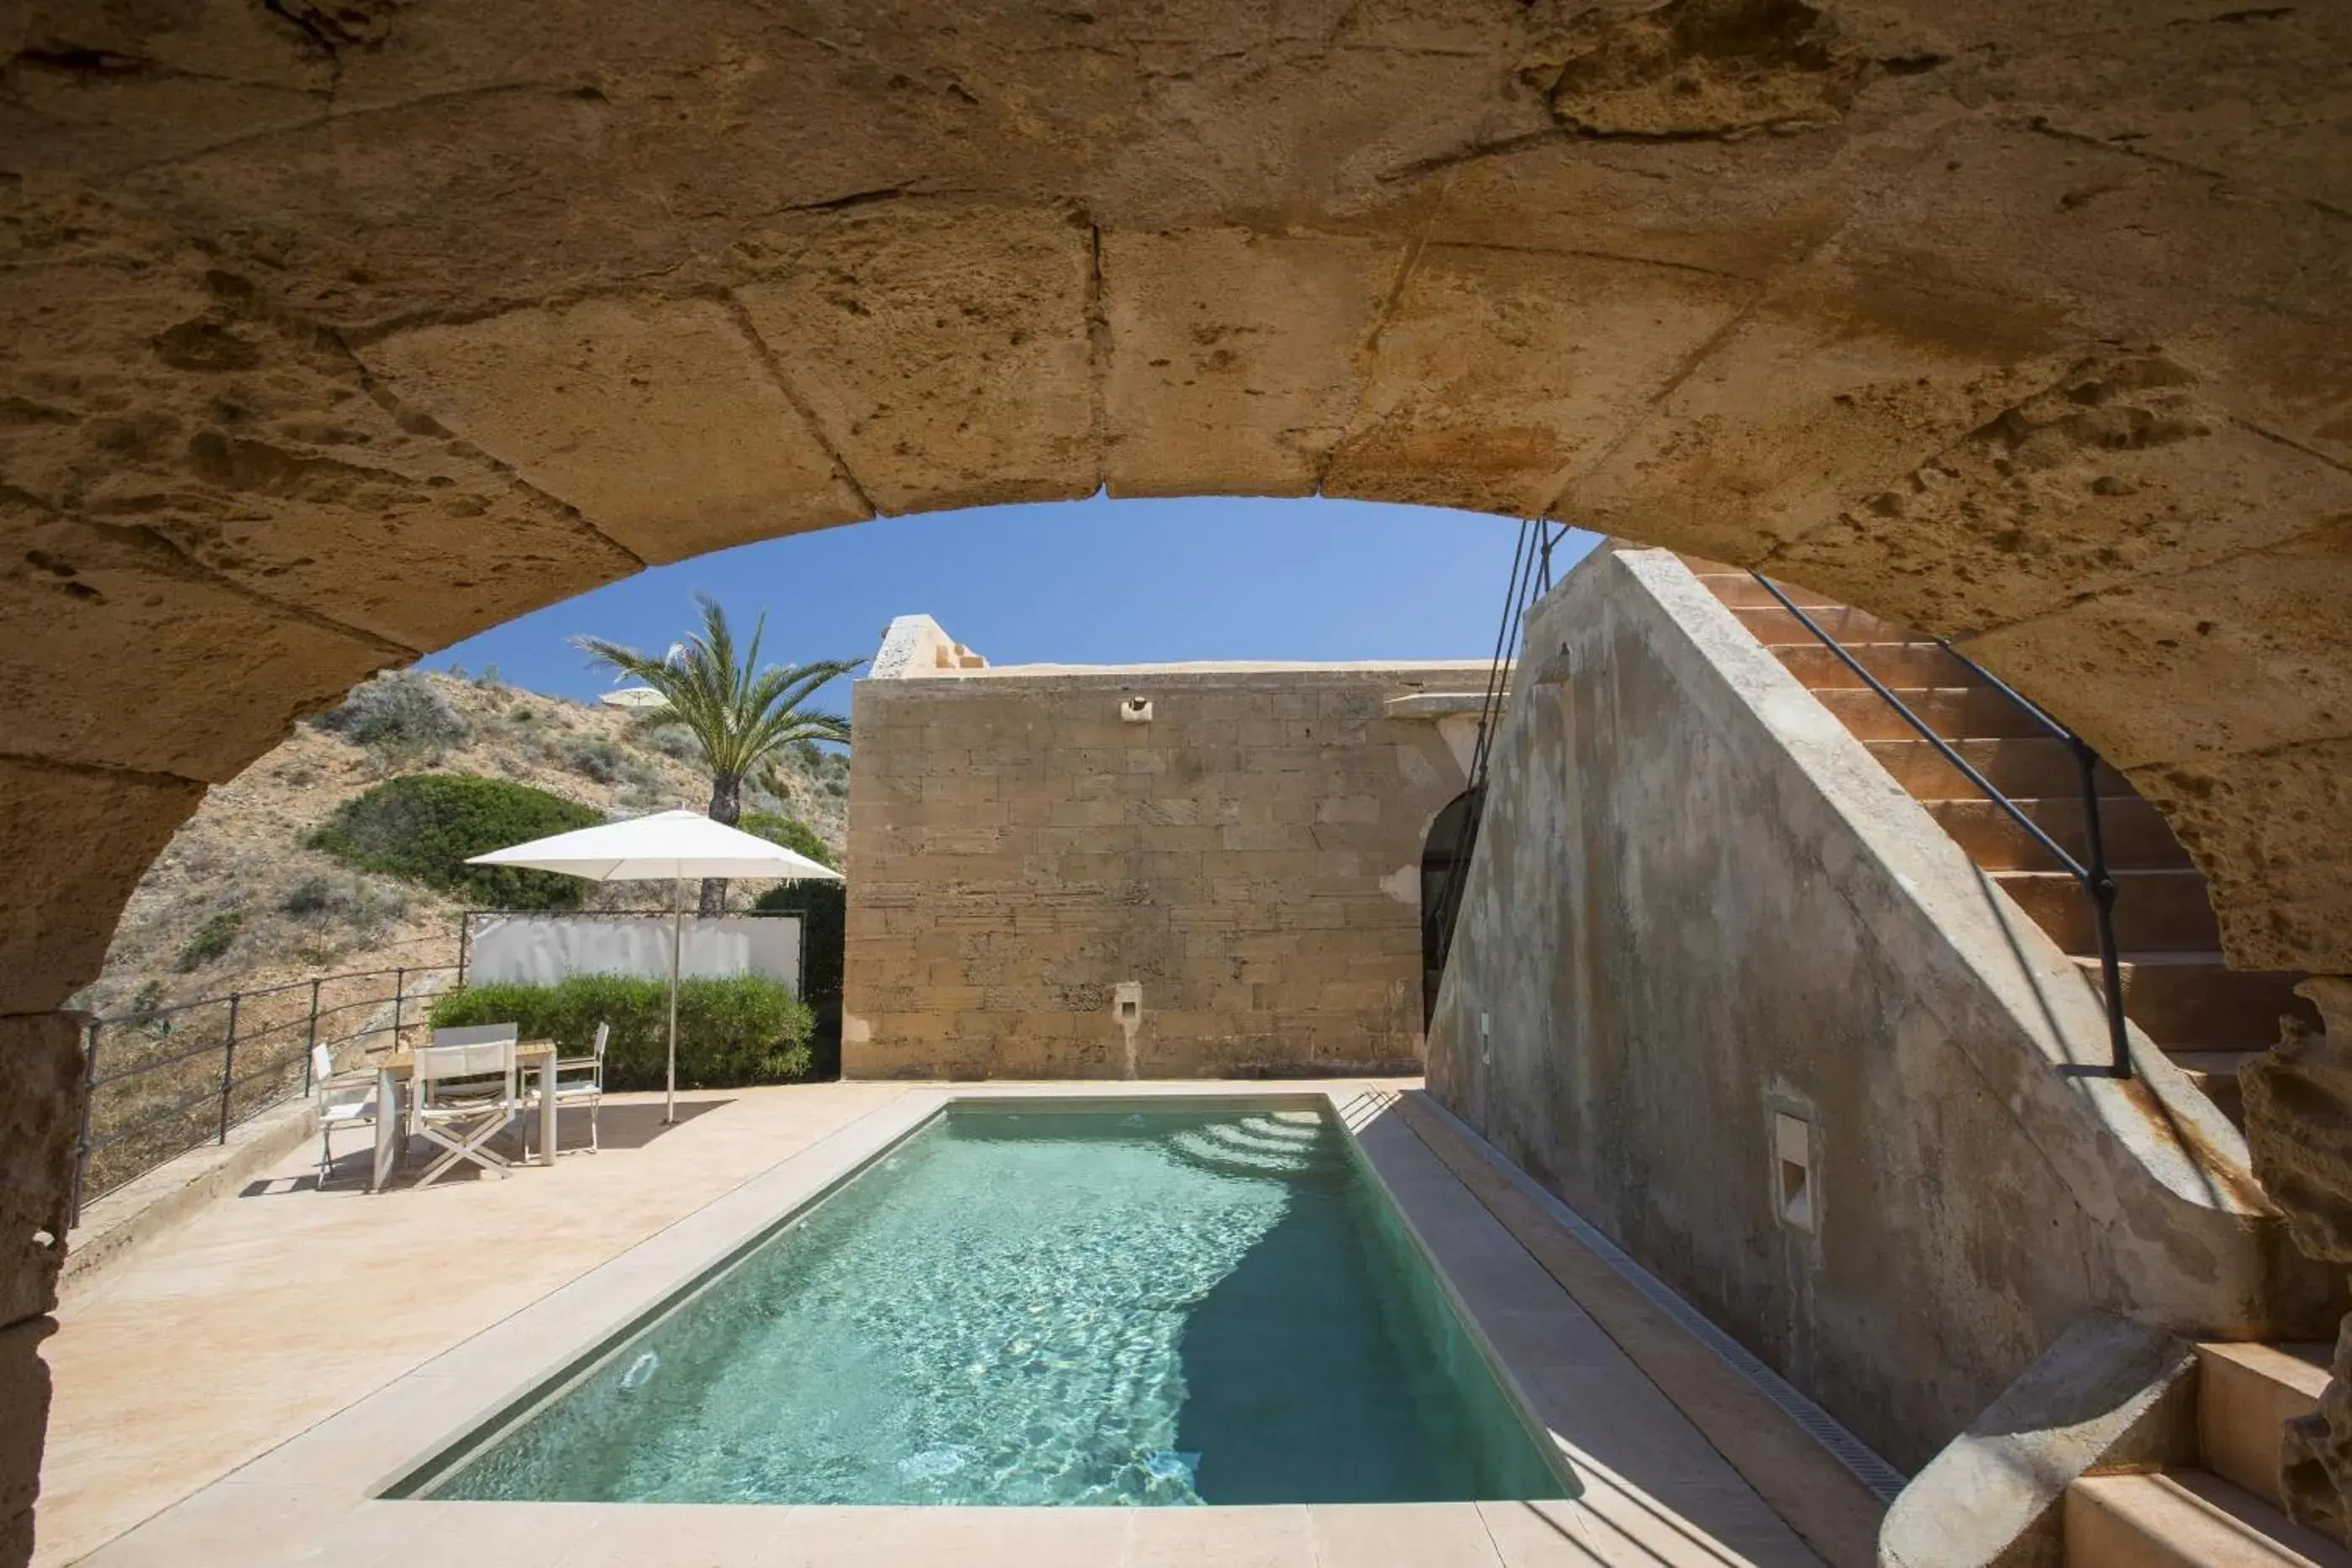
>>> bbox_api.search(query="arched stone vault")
[3,0,2347,1015]
[0,0,2348,1545]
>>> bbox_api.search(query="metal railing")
[71,960,460,1226]
[1750,573,2133,1079]
[1424,519,1573,998]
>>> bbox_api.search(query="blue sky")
[424,496,1597,715]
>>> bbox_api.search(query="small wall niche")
[1775,1111,1816,1233]
[1119,697,1154,723]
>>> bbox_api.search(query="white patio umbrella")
[466,810,842,1123]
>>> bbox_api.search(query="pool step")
[1167,1121,1341,1181]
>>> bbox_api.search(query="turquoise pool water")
[416,1102,1570,1507]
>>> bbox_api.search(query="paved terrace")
[40,1083,1886,1567]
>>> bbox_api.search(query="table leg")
[371,1069,400,1193]
[537,1053,557,1166]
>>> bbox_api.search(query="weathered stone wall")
[1429,547,2335,1472]
[843,619,1484,1077]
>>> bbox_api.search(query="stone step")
[1813,685,2059,741]
[2066,1471,2350,1567]
[1775,640,1984,691]
[1924,796,2192,871]
[1866,737,2133,801]
[2079,955,2322,1050]
[2198,1343,2333,1513]
[1166,1127,1339,1181]
[1689,572,1844,611]
[1993,869,2222,953]
[1730,602,1916,645]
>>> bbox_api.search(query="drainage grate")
[1412,1095,1911,1504]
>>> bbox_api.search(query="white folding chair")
[310,1041,377,1187]
[411,1026,521,1189]
[524,1021,609,1159]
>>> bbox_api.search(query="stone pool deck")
[40,1081,1882,1567]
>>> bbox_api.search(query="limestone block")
[2243,981,2352,1540]
[1101,229,1392,496]
[1323,244,1749,517]
[0,499,401,781]
[1368,134,1850,283]
[1777,367,2352,652]
[735,206,1095,513]
[1957,513,2352,771]
[365,297,869,564]
[0,1015,79,1328]
[0,177,635,654]
[2279,1315,2352,1544]
[2134,744,2352,974]
[0,759,204,1014]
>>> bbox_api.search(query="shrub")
[175,910,242,971]
[279,872,409,940]
[752,881,844,1002]
[307,774,601,909]
[429,975,813,1088]
[559,737,626,783]
[739,813,837,870]
[645,723,698,760]
[310,671,467,762]
[755,875,845,1082]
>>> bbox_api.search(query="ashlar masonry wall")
[843,616,1488,1078]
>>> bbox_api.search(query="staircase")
[2068,1343,2346,1566]
[1686,563,2319,1123]
[1166,1111,1345,1181]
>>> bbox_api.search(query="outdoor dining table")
[371,1039,560,1192]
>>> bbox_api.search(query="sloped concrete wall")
[845,624,1486,1078]
[1428,547,2334,1472]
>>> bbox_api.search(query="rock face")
[2243,980,2352,1541]
[1,2,2349,1559]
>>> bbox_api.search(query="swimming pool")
[401,1101,1571,1507]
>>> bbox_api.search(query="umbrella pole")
[666,873,681,1124]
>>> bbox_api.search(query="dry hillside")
[73,670,850,1023]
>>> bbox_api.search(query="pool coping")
[77,1081,1828,1567]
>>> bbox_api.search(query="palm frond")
[573,606,865,810]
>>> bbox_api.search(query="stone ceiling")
[1,0,2348,997]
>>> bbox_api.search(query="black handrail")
[71,960,461,1224]
[1425,519,1573,1009]
[1750,574,2132,1079]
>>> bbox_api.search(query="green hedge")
[308,774,601,909]
[428,975,813,1089]
[753,881,844,1003]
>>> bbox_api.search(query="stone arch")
[4,1,2351,1553]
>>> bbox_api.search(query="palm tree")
[576,596,860,914]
